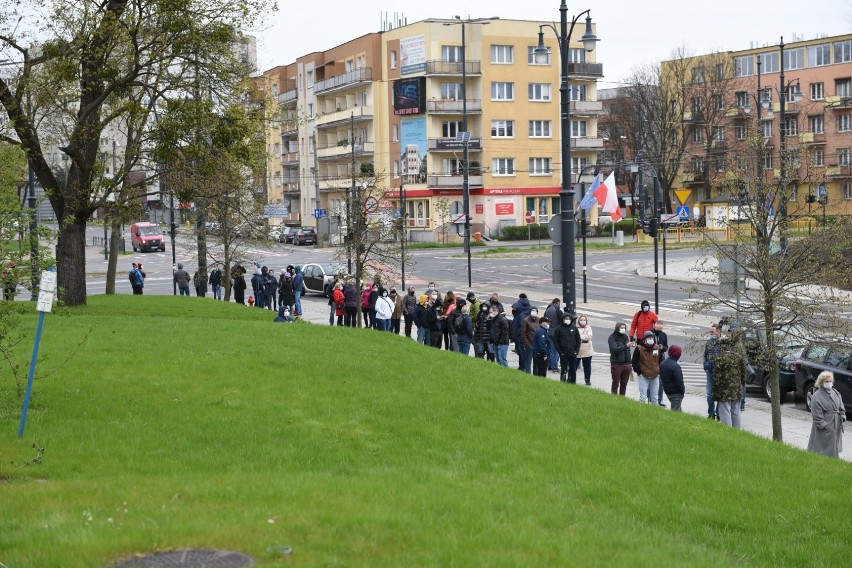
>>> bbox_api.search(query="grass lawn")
[1,296,849,567]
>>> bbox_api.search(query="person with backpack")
[251,267,265,308]
[532,317,552,377]
[488,305,511,367]
[454,303,474,355]
[293,266,305,316]
[553,313,581,383]
[129,263,144,295]
[520,308,541,374]
[629,299,658,344]
[208,264,223,300]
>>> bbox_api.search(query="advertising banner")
[400,35,426,75]
[393,77,426,115]
[401,117,427,183]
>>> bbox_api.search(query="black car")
[741,325,806,403]
[293,227,317,246]
[794,340,852,413]
[280,227,301,243]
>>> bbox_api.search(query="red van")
[131,222,166,252]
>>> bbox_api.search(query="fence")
[658,219,821,243]
[92,236,126,252]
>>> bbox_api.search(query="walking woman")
[577,315,594,385]
[807,371,846,458]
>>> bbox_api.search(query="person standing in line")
[293,266,305,317]
[488,304,511,366]
[608,322,634,395]
[263,269,278,310]
[174,263,192,297]
[208,264,222,300]
[374,287,395,332]
[660,344,685,411]
[703,323,722,419]
[520,307,541,374]
[632,331,663,405]
[425,296,444,348]
[455,303,474,355]
[488,292,505,314]
[807,371,846,458]
[442,291,457,350]
[467,292,481,328]
[361,284,373,328]
[129,263,144,295]
[577,315,594,386]
[332,282,345,326]
[629,299,658,344]
[473,300,491,360]
[413,294,430,344]
[543,298,563,373]
[192,269,203,297]
[278,271,295,315]
[553,313,581,383]
[652,320,669,407]
[402,286,417,338]
[232,265,247,304]
[532,317,552,377]
[343,278,358,328]
[511,293,533,370]
[712,330,747,428]
[251,267,265,308]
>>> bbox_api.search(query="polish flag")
[593,172,622,221]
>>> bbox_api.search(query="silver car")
[301,263,347,295]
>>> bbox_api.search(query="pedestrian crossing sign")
[677,206,690,220]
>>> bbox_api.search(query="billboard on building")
[400,34,426,75]
[393,77,426,115]
[400,117,427,183]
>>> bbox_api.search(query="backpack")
[453,312,466,336]
[129,268,142,286]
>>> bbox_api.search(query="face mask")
[824,382,834,390]
[646,338,655,345]
[530,310,538,317]
[489,312,496,319]
[564,319,571,325]
[541,324,549,330]
[579,319,587,326]
[382,292,388,298]
[619,327,627,334]
[642,306,650,313]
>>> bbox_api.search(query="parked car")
[740,323,806,403]
[293,227,317,246]
[130,222,166,252]
[794,340,852,413]
[280,227,301,243]
[301,263,346,295]
[268,226,283,242]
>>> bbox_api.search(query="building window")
[529,157,553,175]
[838,114,852,132]
[735,91,748,107]
[810,115,824,134]
[568,48,586,63]
[811,82,825,100]
[492,158,515,176]
[691,157,704,172]
[790,149,801,168]
[442,121,463,137]
[812,148,824,166]
[274,171,282,186]
[789,185,798,202]
[839,148,851,166]
[763,153,773,169]
[571,120,588,138]
[569,84,587,101]
[528,120,552,137]
[835,40,852,63]
[715,156,726,172]
[442,45,462,62]
[273,142,281,157]
[693,127,704,143]
[843,182,852,200]
[393,160,399,178]
[761,119,773,139]
[528,82,552,102]
[808,44,830,67]
[528,45,550,65]
[390,50,397,69]
[491,82,514,101]
[782,118,798,136]
[713,94,724,111]
[393,124,399,142]
[761,52,779,73]
[691,96,705,114]
[490,45,514,64]
[306,70,313,87]
[735,124,747,140]
[735,55,753,76]
[441,82,463,100]
[716,63,726,80]
[307,102,314,117]
[784,47,805,70]
[714,126,725,142]
[491,120,515,138]
[692,66,705,83]
[836,79,851,98]
[571,157,589,175]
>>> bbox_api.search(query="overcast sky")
[254,0,849,85]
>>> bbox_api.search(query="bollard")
[616,230,624,246]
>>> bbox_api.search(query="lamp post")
[534,2,599,315]
[347,111,355,275]
[400,152,407,291]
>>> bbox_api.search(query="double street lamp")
[534,2,598,316]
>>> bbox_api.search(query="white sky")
[254,0,849,85]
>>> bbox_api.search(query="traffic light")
[647,218,659,238]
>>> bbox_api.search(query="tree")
[0,0,270,305]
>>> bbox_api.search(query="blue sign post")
[313,208,328,220]
[676,206,690,220]
[19,267,56,438]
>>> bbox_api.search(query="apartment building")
[670,32,852,221]
[259,18,603,239]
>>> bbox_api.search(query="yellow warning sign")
[674,190,692,205]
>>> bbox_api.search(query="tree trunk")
[105,216,122,294]
[195,198,209,296]
[56,220,88,306]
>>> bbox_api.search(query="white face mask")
[579,319,587,326]
[642,306,650,313]
[646,339,654,345]
[541,324,549,330]
[619,327,627,334]
[823,382,834,390]
[564,319,571,325]
[530,310,538,317]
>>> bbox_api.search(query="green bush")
[500,224,549,240]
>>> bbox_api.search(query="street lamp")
[534,2,599,315]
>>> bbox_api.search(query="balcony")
[318,177,351,192]
[799,132,826,145]
[279,89,297,104]
[427,137,482,152]
[826,164,851,178]
[426,99,483,114]
[423,60,482,75]
[317,141,375,160]
[316,105,374,128]
[570,137,604,150]
[314,67,373,95]
[569,100,604,115]
[681,171,705,185]
[427,173,484,189]
[282,182,299,194]
[567,62,603,79]
[282,152,299,166]
[825,95,852,109]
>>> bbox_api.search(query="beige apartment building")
[259,17,603,240]
[671,33,852,223]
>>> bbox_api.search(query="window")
[761,52,779,73]
[273,142,281,157]
[714,126,725,142]
[441,82,463,100]
[393,160,399,178]
[528,46,550,65]
[693,127,704,143]
[442,121,463,137]
[442,45,461,62]
[691,96,705,114]
[839,148,851,166]
[491,119,515,137]
[784,47,805,70]
[836,79,851,98]
[838,114,852,132]
[835,40,852,63]
[761,119,773,139]
[790,149,801,168]
[359,92,367,106]
[345,59,353,72]
[571,120,588,137]
[808,44,830,67]
[392,124,399,142]
[691,157,704,172]
[736,124,747,140]
[390,50,397,69]
[713,94,724,111]
[763,153,773,169]
[529,157,553,175]
[736,55,753,76]
[443,158,463,174]
[715,156,726,172]
[811,82,825,100]
[568,48,586,63]
[528,82,552,101]
[812,148,824,166]
[571,157,589,175]
[307,102,314,117]
[844,182,852,200]
[692,66,705,83]
[716,63,726,80]
[273,171,282,186]
[529,120,552,137]
[736,91,748,107]
[271,82,279,96]
[569,84,587,101]
[789,184,798,202]
[782,118,798,136]
[810,115,824,134]
[491,81,514,100]
[492,158,515,176]
[491,45,514,64]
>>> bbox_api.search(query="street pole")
[460,19,472,289]
[400,154,406,291]
[580,180,587,303]
[778,37,789,256]
[653,176,660,314]
[169,186,177,296]
[27,164,38,301]
[348,112,355,275]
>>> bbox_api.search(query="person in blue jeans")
[703,323,721,419]
[293,266,304,317]
[488,306,510,367]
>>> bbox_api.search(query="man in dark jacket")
[660,344,685,411]
[608,321,634,395]
[474,300,492,361]
[208,265,222,300]
[251,268,265,308]
[652,320,670,407]
[532,317,551,377]
[232,265,246,304]
[519,307,540,374]
[425,297,444,348]
[543,298,563,372]
[293,266,305,316]
[553,313,581,383]
[263,269,278,310]
[488,304,510,366]
[402,287,417,338]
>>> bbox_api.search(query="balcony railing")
[426,99,483,113]
[799,132,826,145]
[826,164,851,177]
[427,137,482,151]
[569,100,604,114]
[282,152,299,165]
[567,62,603,78]
[427,174,484,189]
[314,67,373,94]
[424,60,482,75]
[570,137,604,149]
[317,141,375,160]
[279,89,297,104]
[316,105,374,128]
[282,182,299,194]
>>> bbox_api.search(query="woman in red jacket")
[333,282,345,326]
[629,299,658,342]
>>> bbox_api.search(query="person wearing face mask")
[553,313,582,383]
[402,287,417,338]
[520,307,541,374]
[425,296,444,348]
[413,294,430,345]
[703,324,722,419]
[455,303,474,356]
[389,287,404,335]
[374,287,395,331]
[631,331,664,405]
[532,317,551,377]
[474,300,494,361]
[660,345,685,411]
[652,321,669,407]
[576,315,594,386]
[807,371,846,457]
[609,322,635,395]
[712,329,748,428]
[544,298,563,373]
[488,306,511,366]
[511,293,533,369]
[629,299,658,344]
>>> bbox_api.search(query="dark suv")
[794,340,852,413]
[293,227,317,246]
[741,325,806,403]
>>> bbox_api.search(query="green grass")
[1,296,849,567]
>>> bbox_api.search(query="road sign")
[676,205,690,220]
[451,213,466,225]
[525,211,535,224]
[36,271,57,313]
[819,183,827,197]
[365,197,379,214]
[313,208,328,219]
[674,189,692,205]
[548,215,561,244]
